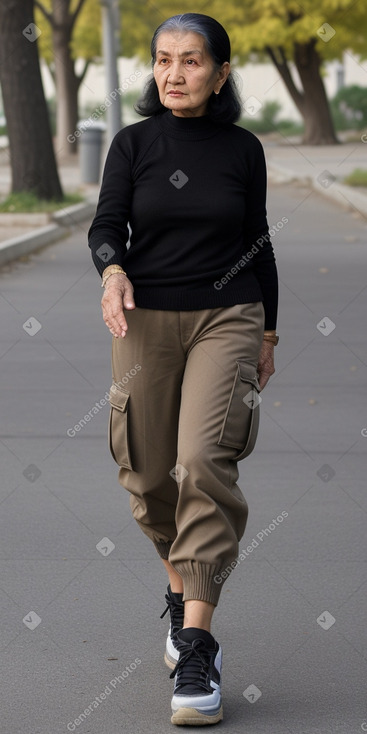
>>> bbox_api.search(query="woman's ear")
[215,61,231,94]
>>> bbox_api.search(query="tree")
[0,0,63,199]
[35,0,101,155]
[211,0,367,144]
[120,0,367,145]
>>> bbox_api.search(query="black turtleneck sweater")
[88,110,278,329]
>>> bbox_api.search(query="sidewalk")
[1,179,366,734]
[0,137,366,264]
[263,139,367,218]
[0,145,101,203]
[0,147,100,266]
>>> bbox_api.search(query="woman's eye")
[157,57,196,66]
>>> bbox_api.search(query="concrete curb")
[267,163,310,186]
[311,178,367,217]
[0,224,66,266]
[0,200,97,267]
[267,162,367,217]
[52,201,96,226]
[0,212,50,227]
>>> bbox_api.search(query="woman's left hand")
[257,341,275,390]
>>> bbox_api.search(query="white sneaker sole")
[165,629,180,670]
[164,650,177,670]
[171,705,223,726]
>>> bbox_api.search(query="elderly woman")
[88,12,278,727]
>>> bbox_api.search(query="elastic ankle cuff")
[172,561,224,606]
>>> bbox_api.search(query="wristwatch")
[263,331,279,345]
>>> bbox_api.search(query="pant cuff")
[153,539,174,560]
[172,561,225,606]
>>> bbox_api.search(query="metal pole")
[101,0,122,144]
[336,60,345,92]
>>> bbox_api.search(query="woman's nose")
[167,61,184,83]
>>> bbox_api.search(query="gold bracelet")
[101,265,127,287]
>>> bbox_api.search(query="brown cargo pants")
[108,301,265,606]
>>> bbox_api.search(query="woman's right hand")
[101,273,136,338]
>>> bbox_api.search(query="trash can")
[78,121,106,184]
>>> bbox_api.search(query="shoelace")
[160,592,184,636]
[169,638,212,692]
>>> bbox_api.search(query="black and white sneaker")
[170,627,223,726]
[160,585,184,670]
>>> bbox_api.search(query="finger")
[102,304,128,337]
[258,374,268,391]
[102,291,129,330]
[258,370,274,390]
[109,317,128,338]
[122,285,136,310]
[110,308,128,335]
[108,293,135,336]
[104,316,126,337]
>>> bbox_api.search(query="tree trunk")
[0,0,63,199]
[294,40,339,145]
[49,0,87,156]
[266,42,339,145]
[52,23,80,156]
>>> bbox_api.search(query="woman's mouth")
[167,91,185,97]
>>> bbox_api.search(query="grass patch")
[238,118,304,137]
[344,169,367,187]
[236,100,304,137]
[275,121,304,137]
[0,191,84,213]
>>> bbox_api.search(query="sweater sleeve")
[88,131,132,277]
[243,136,279,331]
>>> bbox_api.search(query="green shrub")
[331,85,367,131]
[238,100,303,136]
[46,97,57,136]
[344,168,367,186]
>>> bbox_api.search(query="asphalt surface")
[1,182,367,734]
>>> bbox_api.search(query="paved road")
[1,183,366,734]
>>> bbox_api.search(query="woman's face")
[153,30,230,117]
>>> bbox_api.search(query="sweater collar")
[157,109,222,140]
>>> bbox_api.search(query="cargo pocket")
[108,382,133,469]
[217,360,261,461]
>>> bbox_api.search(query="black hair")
[134,13,242,124]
